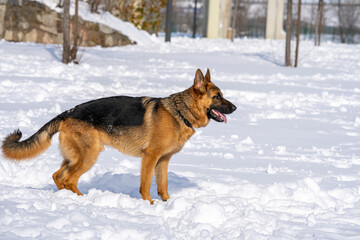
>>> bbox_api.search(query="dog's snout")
[231,104,237,112]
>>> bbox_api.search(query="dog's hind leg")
[52,157,83,195]
[64,150,100,195]
[52,159,70,190]
[55,119,102,195]
[155,153,172,201]
[53,147,100,195]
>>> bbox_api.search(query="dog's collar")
[172,98,193,129]
[176,110,193,129]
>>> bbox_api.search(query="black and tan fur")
[1,69,236,204]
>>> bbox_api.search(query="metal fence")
[164,0,360,43]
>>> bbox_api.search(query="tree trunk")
[231,0,240,42]
[192,0,198,38]
[71,0,79,63]
[314,0,319,45]
[318,0,324,45]
[314,0,324,46]
[57,0,63,8]
[62,0,70,64]
[337,0,346,43]
[285,0,292,67]
[294,0,301,67]
[165,0,173,42]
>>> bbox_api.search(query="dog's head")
[192,69,236,123]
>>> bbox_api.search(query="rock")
[40,24,57,34]
[41,12,57,27]
[4,29,13,40]
[17,30,23,40]
[43,32,55,44]
[0,0,134,47]
[104,35,113,46]
[24,28,37,42]
[7,0,22,6]
[19,21,30,30]
[99,24,114,34]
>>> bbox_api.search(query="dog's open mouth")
[208,109,227,123]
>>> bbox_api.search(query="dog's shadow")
[78,172,196,199]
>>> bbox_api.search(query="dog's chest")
[171,128,195,154]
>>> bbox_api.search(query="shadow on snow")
[77,172,196,199]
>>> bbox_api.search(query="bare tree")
[234,3,249,38]
[70,0,79,63]
[90,0,101,14]
[231,0,240,42]
[192,0,198,38]
[62,0,71,64]
[57,0,63,8]
[314,0,324,46]
[165,0,173,42]
[294,0,301,67]
[102,0,116,12]
[61,0,80,64]
[285,0,292,67]
[337,0,345,42]
[335,0,360,43]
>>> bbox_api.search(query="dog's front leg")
[155,153,172,201]
[140,151,160,204]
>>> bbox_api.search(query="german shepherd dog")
[2,69,236,203]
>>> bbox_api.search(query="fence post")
[165,0,173,42]
[192,0,198,38]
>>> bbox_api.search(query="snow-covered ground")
[1,32,360,240]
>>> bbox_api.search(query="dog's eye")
[213,94,221,100]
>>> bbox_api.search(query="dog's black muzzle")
[207,100,236,123]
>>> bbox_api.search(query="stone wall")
[0,0,135,47]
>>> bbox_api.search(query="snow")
[1,12,360,239]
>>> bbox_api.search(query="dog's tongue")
[212,109,227,123]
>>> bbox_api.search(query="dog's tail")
[1,115,64,161]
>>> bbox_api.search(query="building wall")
[206,0,231,39]
[265,0,285,40]
[206,0,220,38]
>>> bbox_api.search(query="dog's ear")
[205,68,211,83]
[193,69,207,94]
